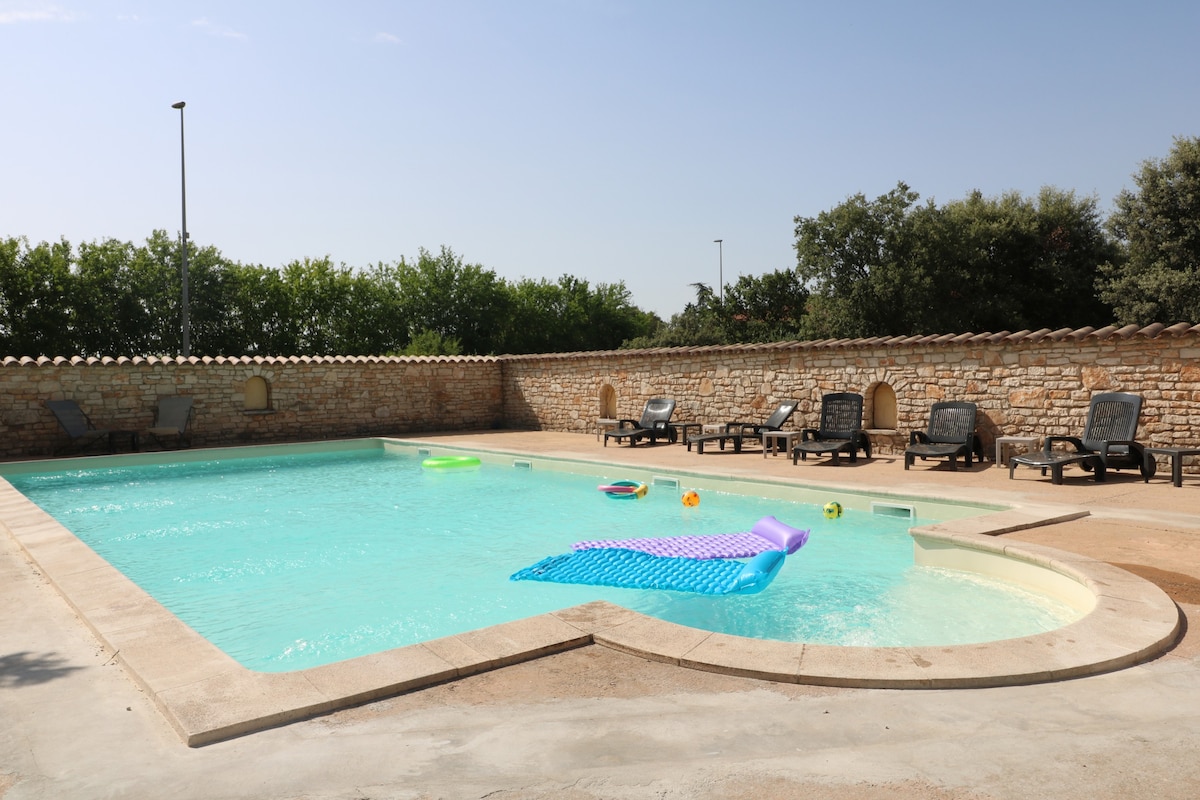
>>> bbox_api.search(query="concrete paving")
[3,431,1200,799]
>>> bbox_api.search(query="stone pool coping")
[0,441,1181,747]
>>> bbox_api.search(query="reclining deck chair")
[603,398,677,447]
[688,401,799,454]
[904,401,980,470]
[46,399,112,455]
[1008,392,1155,484]
[146,395,194,450]
[792,393,870,465]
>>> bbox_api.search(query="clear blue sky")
[3,1,1198,319]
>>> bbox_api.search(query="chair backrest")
[1081,392,1141,450]
[638,398,676,428]
[45,400,94,438]
[816,393,863,438]
[155,396,194,432]
[923,401,977,444]
[763,401,799,430]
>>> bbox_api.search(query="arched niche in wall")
[245,375,271,411]
[599,384,617,418]
[868,381,898,430]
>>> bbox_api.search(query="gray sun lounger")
[688,401,798,454]
[603,398,677,446]
[792,393,870,465]
[1008,392,1154,484]
[904,401,980,470]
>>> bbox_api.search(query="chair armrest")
[650,420,670,432]
[800,428,820,442]
[616,419,639,430]
[1045,436,1085,453]
[909,431,930,445]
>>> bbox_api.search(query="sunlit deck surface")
[4,430,1200,799]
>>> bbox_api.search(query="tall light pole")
[713,239,723,302]
[171,101,191,357]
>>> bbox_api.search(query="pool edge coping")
[0,438,1182,747]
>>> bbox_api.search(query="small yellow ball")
[681,490,700,508]
[823,501,843,519]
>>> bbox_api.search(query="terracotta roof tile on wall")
[4,324,1199,366]
[0,354,498,367]
[495,323,1200,361]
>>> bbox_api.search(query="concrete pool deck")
[4,430,1200,798]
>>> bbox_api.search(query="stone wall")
[0,355,503,459]
[501,325,1200,457]
[4,324,1198,462]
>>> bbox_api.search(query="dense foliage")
[0,237,656,357]
[1097,136,1200,325]
[791,183,1118,339]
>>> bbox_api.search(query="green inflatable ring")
[421,455,481,470]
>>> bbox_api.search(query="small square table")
[1145,447,1200,488]
[595,418,619,441]
[668,422,702,446]
[994,435,1040,467]
[762,430,799,458]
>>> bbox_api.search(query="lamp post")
[713,239,723,302]
[171,101,191,357]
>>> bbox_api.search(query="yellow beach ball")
[681,490,700,508]
[823,501,843,519]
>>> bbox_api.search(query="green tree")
[723,269,809,342]
[794,182,1115,338]
[622,283,728,348]
[395,247,512,355]
[0,236,75,356]
[500,275,655,354]
[1098,136,1200,324]
[911,188,1115,332]
[794,182,922,339]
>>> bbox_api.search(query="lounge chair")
[602,398,676,446]
[145,396,194,450]
[46,399,112,455]
[1008,392,1156,484]
[687,400,799,454]
[792,393,870,465]
[904,401,980,470]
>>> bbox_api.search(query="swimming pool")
[6,440,1081,672]
[0,435,1181,745]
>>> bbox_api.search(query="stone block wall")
[0,355,503,459]
[501,328,1200,458]
[3,325,1198,464]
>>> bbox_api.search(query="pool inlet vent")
[513,459,532,470]
[652,476,680,489]
[870,502,915,519]
[417,448,432,457]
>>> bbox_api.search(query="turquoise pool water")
[7,446,1080,672]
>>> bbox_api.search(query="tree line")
[3,137,1197,357]
[630,136,1200,346]
[0,236,657,357]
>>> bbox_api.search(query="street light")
[171,101,191,357]
[713,239,723,302]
